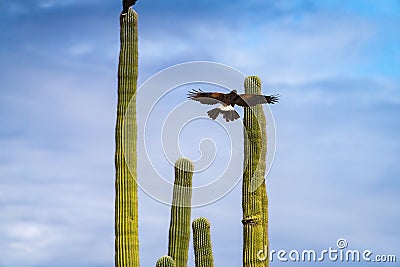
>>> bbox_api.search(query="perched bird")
[122,0,137,14]
[187,89,279,122]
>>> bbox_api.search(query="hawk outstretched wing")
[187,89,226,105]
[235,94,279,107]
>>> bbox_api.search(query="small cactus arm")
[192,217,215,267]
[168,158,194,267]
[115,9,139,267]
[156,256,176,267]
[242,76,269,267]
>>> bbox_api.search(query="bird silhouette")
[187,89,279,122]
[122,0,137,14]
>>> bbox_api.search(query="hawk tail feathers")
[223,109,240,122]
[207,107,240,122]
[207,108,220,120]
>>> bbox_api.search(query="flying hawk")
[122,0,137,14]
[187,89,279,122]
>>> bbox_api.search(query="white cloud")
[0,67,116,266]
[36,0,102,9]
[68,42,94,57]
[139,10,377,85]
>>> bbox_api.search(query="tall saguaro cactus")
[168,158,194,267]
[192,217,215,267]
[242,76,268,267]
[115,8,139,267]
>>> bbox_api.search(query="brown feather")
[235,94,279,107]
[187,89,225,105]
[188,89,279,109]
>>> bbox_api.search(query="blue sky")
[0,0,399,266]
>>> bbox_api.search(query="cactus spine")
[242,76,268,267]
[168,158,194,267]
[192,217,215,267]
[115,8,139,267]
[156,256,176,267]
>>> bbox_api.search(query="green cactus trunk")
[156,256,176,267]
[115,8,139,267]
[242,76,268,267]
[192,217,215,267]
[168,158,194,267]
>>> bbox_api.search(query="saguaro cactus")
[115,8,139,267]
[168,158,194,267]
[156,256,176,267]
[192,217,215,267]
[242,76,268,267]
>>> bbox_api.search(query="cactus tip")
[175,157,194,172]
[192,217,211,229]
[156,255,176,267]
[244,76,262,89]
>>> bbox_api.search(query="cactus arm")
[192,217,215,267]
[115,8,139,267]
[156,255,176,267]
[168,158,194,267]
[242,76,268,267]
